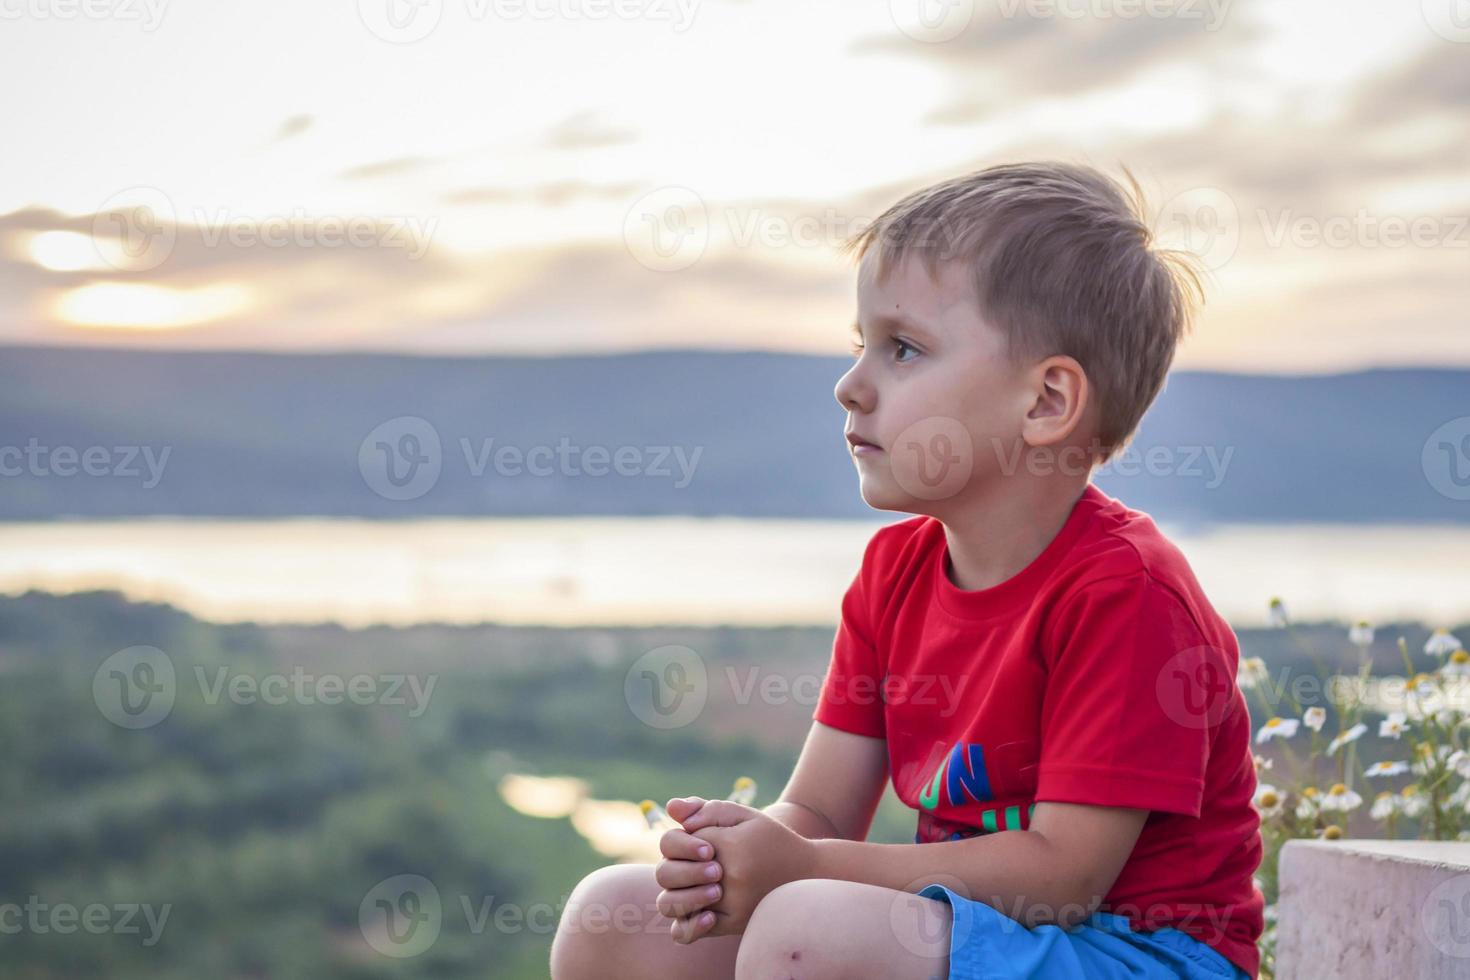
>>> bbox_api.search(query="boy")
[550,162,1264,980]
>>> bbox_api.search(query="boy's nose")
[834,363,873,414]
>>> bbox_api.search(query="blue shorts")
[918,883,1251,980]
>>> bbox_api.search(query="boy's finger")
[664,796,707,821]
[670,909,717,945]
[658,828,714,862]
[654,857,722,891]
[676,799,754,831]
[656,883,721,920]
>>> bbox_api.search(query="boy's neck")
[938,477,1091,593]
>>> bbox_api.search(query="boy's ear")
[1021,355,1089,449]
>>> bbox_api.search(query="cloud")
[442,180,642,208]
[851,0,1258,122]
[542,111,638,151]
[338,156,439,181]
[273,114,314,143]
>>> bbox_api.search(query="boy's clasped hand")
[653,796,817,944]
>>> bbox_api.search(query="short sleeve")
[1035,571,1233,817]
[812,559,886,739]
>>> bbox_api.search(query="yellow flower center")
[1323,825,1343,840]
[1303,786,1319,798]
[1453,651,1469,665]
[1265,717,1282,728]
[1259,791,1279,806]
[1330,783,1347,795]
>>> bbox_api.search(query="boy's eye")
[894,339,918,362]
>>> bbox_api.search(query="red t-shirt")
[813,482,1264,978]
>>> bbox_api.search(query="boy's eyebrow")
[851,311,936,341]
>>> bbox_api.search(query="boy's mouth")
[846,432,883,454]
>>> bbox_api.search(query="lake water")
[1,517,1468,629]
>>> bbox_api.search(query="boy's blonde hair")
[840,161,1202,466]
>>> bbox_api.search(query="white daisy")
[1349,620,1375,648]
[1448,749,1470,779]
[1370,791,1398,820]
[1252,753,1274,774]
[1303,706,1327,732]
[1441,650,1470,678]
[1256,717,1300,744]
[1327,723,1368,755]
[1412,742,1451,776]
[1319,783,1363,812]
[1365,760,1409,778]
[1237,657,1268,691]
[1295,787,1320,819]
[1268,597,1289,629]
[1399,785,1429,818]
[1379,712,1409,739]
[1426,629,1464,659]
[1253,783,1284,817]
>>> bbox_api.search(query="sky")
[1,0,1467,372]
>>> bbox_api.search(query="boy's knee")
[550,864,656,979]
[735,879,843,980]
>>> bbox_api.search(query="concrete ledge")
[1276,839,1470,979]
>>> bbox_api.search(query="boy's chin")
[858,477,940,517]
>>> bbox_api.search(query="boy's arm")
[763,720,889,841]
[808,800,1148,927]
